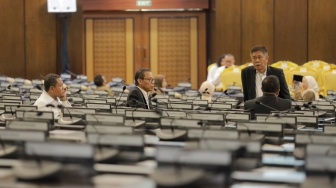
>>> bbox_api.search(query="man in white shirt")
[207,54,235,87]
[34,73,71,120]
[126,68,155,109]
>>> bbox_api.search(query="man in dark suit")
[127,68,155,109]
[241,45,290,101]
[244,75,291,118]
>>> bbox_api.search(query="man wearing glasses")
[241,45,290,101]
[127,68,155,109]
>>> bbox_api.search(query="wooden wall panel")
[209,0,241,65]
[0,0,25,77]
[274,0,307,64]
[308,0,336,64]
[66,0,83,75]
[241,0,274,64]
[25,0,57,79]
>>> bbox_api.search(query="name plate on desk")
[237,122,282,132]
[111,87,124,93]
[29,88,42,93]
[286,114,317,124]
[156,146,231,166]
[188,129,239,139]
[192,100,208,106]
[5,105,36,112]
[125,110,161,119]
[209,103,232,109]
[324,126,336,134]
[25,142,93,158]
[161,110,187,117]
[153,98,169,103]
[226,113,250,121]
[6,120,49,131]
[85,114,124,124]
[64,107,96,116]
[169,103,193,110]
[20,85,34,90]
[312,100,333,105]
[160,117,200,128]
[111,107,132,114]
[0,129,46,141]
[16,110,54,121]
[2,96,21,100]
[314,104,335,111]
[86,103,111,110]
[70,97,84,103]
[82,94,100,99]
[199,139,261,153]
[93,90,108,95]
[187,112,224,121]
[86,125,132,134]
[84,99,107,104]
[0,102,21,108]
[87,134,143,147]
[255,115,296,125]
[104,98,116,104]
[116,96,128,105]
[296,134,336,144]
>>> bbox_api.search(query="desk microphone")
[206,89,228,111]
[255,101,279,112]
[35,85,42,91]
[115,86,127,114]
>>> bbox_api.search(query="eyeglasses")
[142,78,155,83]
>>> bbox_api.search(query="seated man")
[34,73,71,120]
[127,68,155,109]
[244,75,291,118]
[93,74,113,96]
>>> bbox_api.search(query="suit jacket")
[126,87,152,109]
[244,94,292,119]
[241,66,290,101]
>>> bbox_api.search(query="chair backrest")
[207,63,217,72]
[287,66,318,86]
[271,61,298,69]
[220,66,242,91]
[303,60,329,68]
[313,64,336,95]
[322,69,336,95]
[239,62,253,70]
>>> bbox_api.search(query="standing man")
[34,73,71,120]
[127,68,155,109]
[241,45,290,101]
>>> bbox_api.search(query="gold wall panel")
[152,18,193,88]
[85,18,134,83]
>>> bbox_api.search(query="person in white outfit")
[34,73,71,120]
[207,54,235,87]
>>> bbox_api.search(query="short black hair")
[44,73,60,92]
[262,75,280,93]
[216,54,226,67]
[94,74,104,87]
[250,45,268,56]
[134,68,150,86]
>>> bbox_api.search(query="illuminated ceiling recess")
[47,0,77,13]
[82,0,209,11]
